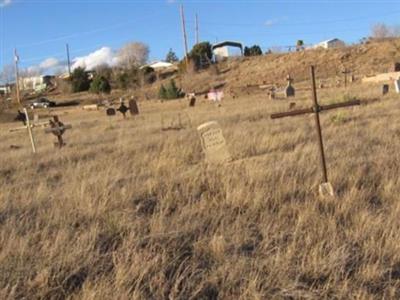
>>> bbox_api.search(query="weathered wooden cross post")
[45,116,72,148]
[342,68,351,88]
[9,108,38,153]
[271,66,360,197]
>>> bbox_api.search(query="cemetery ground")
[1,81,400,299]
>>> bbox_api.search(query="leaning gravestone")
[197,121,231,163]
[129,99,139,115]
[395,79,400,94]
[382,84,389,96]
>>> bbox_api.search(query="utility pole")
[180,4,189,66]
[195,13,199,45]
[66,43,71,77]
[14,48,21,106]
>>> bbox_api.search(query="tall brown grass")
[1,82,400,299]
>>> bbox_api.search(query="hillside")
[1,69,400,298]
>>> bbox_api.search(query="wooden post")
[180,5,189,67]
[310,66,328,183]
[14,49,21,106]
[23,108,37,153]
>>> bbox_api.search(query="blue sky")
[0,0,399,75]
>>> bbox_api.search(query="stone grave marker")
[285,75,295,98]
[382,84,389,96]
[197,121,231,163]
[106,108,116,116]
[44,116,72,148]
[395,79,400,94]
[129,99,139,115]
[189,95,196,107]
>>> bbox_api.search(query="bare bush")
[117,42,149,69]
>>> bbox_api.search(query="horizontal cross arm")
[271,107,314,119]
[44,124,72,134]
[320,99,361,111]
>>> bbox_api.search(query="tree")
[371,23,390,39]
[188,42,213,70]
[244,45,263,56]
[158,84,167,99]
[165,49,179,63]
[0,64,15,85]
[296,40,304,51]
[118,42,149,68]
[158,80,182,100]
[71,67,91,93]
[89,75,111,94]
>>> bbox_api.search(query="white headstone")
[394,79,400,94]
[197,121,231,163]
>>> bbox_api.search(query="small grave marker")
[106,108,116,116]
[44,116,72,148]
[117,102,129,118]
[342,68,351,88]
[285,75,295,98]
[395,79,400,94]
[382,84,389,96]
[197,121,231,163]
[271,66,361,197]
[189,95,196,107]
[129,98,139,115]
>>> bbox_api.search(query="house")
[20,75,54,92]
[0,84,12,95]
[313,38,345,49]
[212,41,244,62]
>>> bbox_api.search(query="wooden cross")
[44,116,72,148]
[271,66,360,196]
[286,74,293,85]
[342,68,351,88]
[9,108,43,153]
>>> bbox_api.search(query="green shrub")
[159,80,182,100]
[89,75,111,94]
[166,49,179,63]
[244,45,263,56]
[188,42,213,70]
[71,67,90,93]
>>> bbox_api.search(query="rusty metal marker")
[271,66,360,197]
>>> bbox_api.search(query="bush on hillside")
[71,67,91,93]
[244,45,263,56]
[158,80,182,100]
[89,75,111,94]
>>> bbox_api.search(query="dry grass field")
[1,77,400,299]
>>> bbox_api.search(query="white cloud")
[265,16,288,27]
[39,57,60,69]
[26,57,66,76]
[0,0,12,7]
[71,47,119,71]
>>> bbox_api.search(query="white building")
[212,41,244,62]
[20,75,54,92]
[314,38,345,49]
